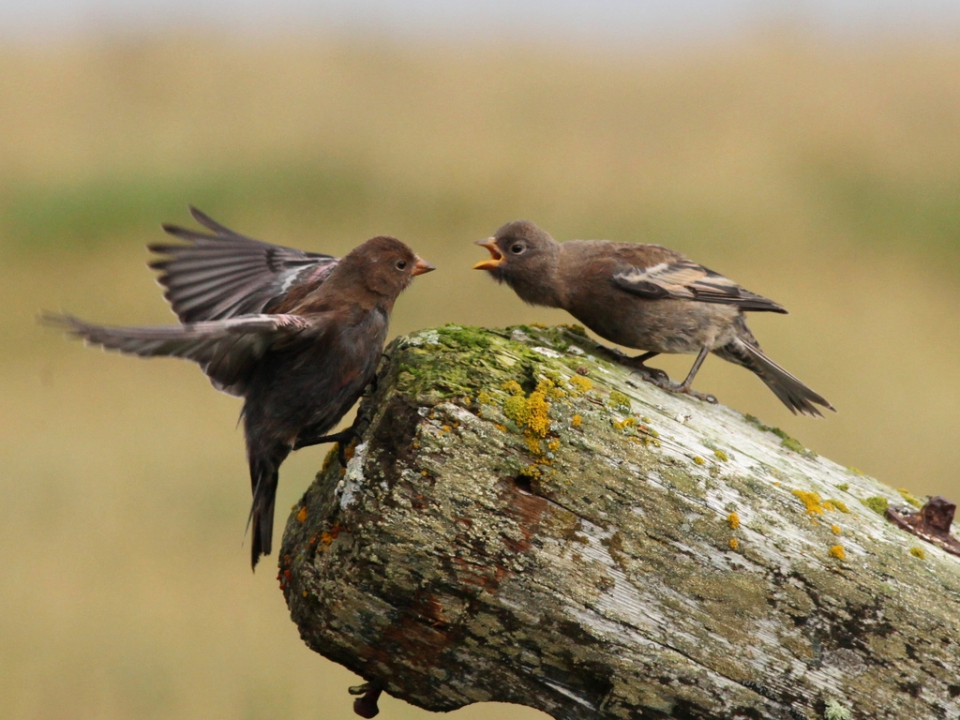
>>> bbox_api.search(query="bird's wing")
[150,207,339,323]
[612,257,786,313]
[44,312,321,396]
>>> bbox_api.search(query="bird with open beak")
[474,220,833,417]
[45,208,434,569]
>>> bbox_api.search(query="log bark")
[279,324,960,720]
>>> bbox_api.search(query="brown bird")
[45,208,434,569]
[473,220,833,417]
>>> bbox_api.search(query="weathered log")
[279,324,960,720]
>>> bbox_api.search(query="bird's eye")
[396,260,407,270]
[510,243,524,254]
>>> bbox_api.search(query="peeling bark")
[280,325,960,720]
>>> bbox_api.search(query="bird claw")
[636,366,671,385]
[673,386,717,404]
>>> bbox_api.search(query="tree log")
[279,324,960,720]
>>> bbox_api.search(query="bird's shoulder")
[559,239,685,272]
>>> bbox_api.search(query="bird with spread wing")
[45,208,434,569]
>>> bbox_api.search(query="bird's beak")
[472,238,503,270]
[411,257,435,276]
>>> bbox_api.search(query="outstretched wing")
[613,257,786,313]
[44,312,320,396]
[150,207,339,323]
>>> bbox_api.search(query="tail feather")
[715,338,835,417]
[247,453,284,571]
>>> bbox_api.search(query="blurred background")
[4,2,960,718]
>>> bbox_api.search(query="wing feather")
[613,259,786,313]
[150,207,339,323]
[43,312,319,396]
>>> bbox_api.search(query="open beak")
[472,238,503,270]
[411,257,435,276]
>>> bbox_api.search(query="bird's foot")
[303,428,359,467]
[664,383,718,404]
[631,363,672,387]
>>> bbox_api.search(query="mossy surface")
[281,325,960,720]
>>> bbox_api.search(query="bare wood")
[280,325,960,720]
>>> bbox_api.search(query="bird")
[44,207,435,569]
[473,220,833,417]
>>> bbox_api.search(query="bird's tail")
[714,337,835,418]
[247,451,284,571]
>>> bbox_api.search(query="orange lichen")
[828,545,846,560]
[793,489,825,516]
[296,506,308,523]
[831,524,841,535]
[727,512,740,529]
[571,414,582,427]
[729,538,739,551]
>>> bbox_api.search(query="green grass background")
[4,30,960,719]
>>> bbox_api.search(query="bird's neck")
[507,249,564,309]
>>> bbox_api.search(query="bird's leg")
[669,346,717,404]
[294,427,359,467]
[625,351,672,386]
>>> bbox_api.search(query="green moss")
[713,449,728,462]
[743,414,816,457]
[836,483,850,492]
[861,496,889,515]
[437,324,492,349]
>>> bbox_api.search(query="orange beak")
[411,257,435,276]
[472,238,503,270]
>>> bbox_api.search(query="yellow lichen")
[501,380,523,395]
[477,390,494,405]
[910,547,926,560]
[546,439,560,453]
[898,488,924,509]
[524,435,542,454]
[612,416,637,432]
[792,489,825,516]
[494,423,507,433]
[831,524,841,535]
[693,456,705,465]
[729,538,739,551]
[714,449,728,462]
[569,376,592,394]
[727,512,740,529]
[828,545,846,560]
[571,414,582,427]
[608,390,632,410]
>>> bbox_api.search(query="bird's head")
[342,236,434,303]
[472,220,561,306]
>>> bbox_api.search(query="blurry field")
[3,30,960,720]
